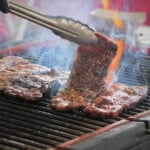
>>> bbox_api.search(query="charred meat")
[52,33,148,117]
[0,56,60,101]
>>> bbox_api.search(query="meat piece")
[0,56,30,70]
[67,35,117,93]
[52,84,148,117]
[12,64,53,75]
[85,84,148,117]
[52,32,148,118]
[52,88,94,111]
[0,56,60,101]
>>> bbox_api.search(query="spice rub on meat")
[52,83,148,117]
[52,33,148,117]
[84,84,147,117]
[0,56,59,101]
[67,33,117,93]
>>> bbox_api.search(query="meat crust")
[0,56,59,101]
[52,84,148,117]
[52,32,148,118]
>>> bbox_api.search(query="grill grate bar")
[100,118,117,124]
[1,130,47,150]
[0,117,69,143]
[0,125,59,147]
[117,77,149,85]
[140,101,150,107]
[137,105,150,110]
[126,111,137,115]
[117,73,149,79]
[0,100,96,132]
[132,107,144,113]
[0,137,41,150]
[120,113,133,118]
[0,96,111,128]
[0,105,85,137]
[118,67,149,74]
[0,144,19,150]
[0,110,76,139]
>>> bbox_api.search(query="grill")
[0,39,150,150]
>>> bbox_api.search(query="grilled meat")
[0,56,60,101]
[52,33,148,117]
[52,84,148,117]
[67,36,117,93]
[84,84,148,117]
[0,56,30,70]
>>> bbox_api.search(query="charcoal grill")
[0,39,150,150]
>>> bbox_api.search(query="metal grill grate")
[0,94,150,150]
[0,46,150,149]
[117,52,150,85]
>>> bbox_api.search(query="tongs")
[4,0,99,45]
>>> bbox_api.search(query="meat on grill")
[52,84,147,117]
[0,56,30,70]
[66,33,117,93]
[52,33,148,117]
[0,56,60,101]
[84,84,148,117]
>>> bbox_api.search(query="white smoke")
[9,0,98,71]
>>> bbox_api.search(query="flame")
[101,0,124,83]
[102,0,109,9]
[113,12,124,29]
[106,40,124,83]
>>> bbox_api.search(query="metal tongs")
[3,0,99,45]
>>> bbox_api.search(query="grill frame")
[54,111,150,150]
[0,39,150,150]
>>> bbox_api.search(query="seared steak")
[84,84,148,117]
[52,33,148,117]
[0,56,60,101]
[67,34,117,93]
[52,84,148,117]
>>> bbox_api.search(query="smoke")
[35,0,97,23]
[20,40,77,70]
[115,21,149,86]
[13,0,98,71]
[88,0,149,86]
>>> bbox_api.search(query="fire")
[101,0,124,84]
[106,40,124,83]
[113,12,124,29]
[102,0,109,9]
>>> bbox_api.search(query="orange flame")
[113,12,124,29]
[102,0,109,9]
[101,0,124,83]
[106,40,124,83]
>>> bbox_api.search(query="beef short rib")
[52,83,148,117]
[67,33,117,93]
[52,32,148,117]
[0,56,60,101]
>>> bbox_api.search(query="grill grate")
[0,47,150,149]
[117,52,150,85]
[0,95,150,150]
